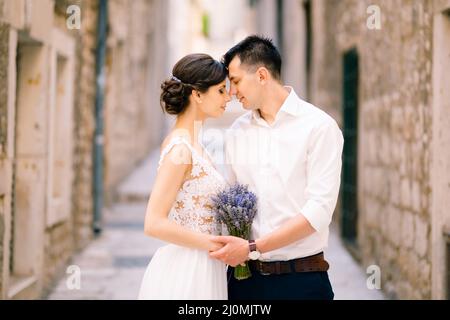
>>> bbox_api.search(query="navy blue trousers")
[227,266,334,300]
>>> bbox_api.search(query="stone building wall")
[103,0,167,203]
[0,18,9,297]
[0,0,93,299]
[309,0,450,299]
[0,0,167,299]
[67,0,98,252]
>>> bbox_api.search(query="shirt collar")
[252,86,301,125]
[279,86,301,117]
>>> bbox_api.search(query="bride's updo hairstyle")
[160,53,227,115]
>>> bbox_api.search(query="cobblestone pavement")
[325,225,386,299]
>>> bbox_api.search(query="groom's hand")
[209,236,248,267]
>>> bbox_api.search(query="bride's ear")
[191,89,203,104]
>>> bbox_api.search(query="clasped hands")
[209,235,249,267]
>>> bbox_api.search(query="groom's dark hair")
[223,35,282,81]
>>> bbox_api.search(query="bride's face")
[196,80,231,118]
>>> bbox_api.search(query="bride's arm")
[144,144,222,252]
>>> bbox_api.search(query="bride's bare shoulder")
[160,131,192,151]
[158,132,193,168]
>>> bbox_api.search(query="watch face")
[249,250,261,260]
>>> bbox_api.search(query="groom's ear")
[256,67,269,85]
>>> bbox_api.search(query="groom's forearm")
[255,213,316,254]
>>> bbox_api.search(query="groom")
[210,35,344,300]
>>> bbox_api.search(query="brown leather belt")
[248,252,329,275]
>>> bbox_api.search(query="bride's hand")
[208,236,225,252]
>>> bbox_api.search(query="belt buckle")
[258,261,271,276]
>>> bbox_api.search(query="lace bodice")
[158,136,226,235]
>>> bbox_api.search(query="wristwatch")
[248,240,261,260]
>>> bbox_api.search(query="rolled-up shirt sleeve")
[300,119,344,233]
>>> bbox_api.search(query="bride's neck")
[174,112,203,145]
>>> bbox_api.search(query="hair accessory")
[171,75,182,83]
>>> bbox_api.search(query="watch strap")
[249,239,256,252]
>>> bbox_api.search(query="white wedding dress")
[138,136,228,300]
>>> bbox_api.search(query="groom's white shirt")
[225,87,344,261]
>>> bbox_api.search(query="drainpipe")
[93,0,108,235]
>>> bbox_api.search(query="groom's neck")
[258,84,290,125]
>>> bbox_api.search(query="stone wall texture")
[310,0,438,299]
[0,0,166,298]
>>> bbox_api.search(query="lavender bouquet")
[211,183,258,280]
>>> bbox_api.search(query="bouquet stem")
[234,263,252,280]
[230,226,252,281]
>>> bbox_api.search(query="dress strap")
[158,136,197,170]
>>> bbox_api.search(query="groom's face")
[228,57,260,110]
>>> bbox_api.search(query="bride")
[138,53,231,299]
